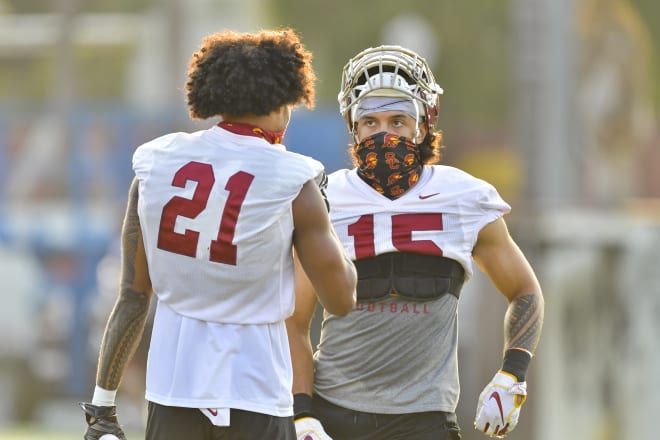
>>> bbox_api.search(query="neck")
[222,106,289,132]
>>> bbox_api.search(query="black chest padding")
[354,252,465,302]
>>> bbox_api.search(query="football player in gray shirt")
[287,45,544,440]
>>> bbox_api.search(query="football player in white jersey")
[80,29,357,440]
[287,45,544,440]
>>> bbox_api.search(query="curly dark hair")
[348,129,445,166]
[185,28,316,120]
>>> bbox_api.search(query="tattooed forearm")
[119,179,141,289]
[96,178,152,390]
[504,293,544,354]
[96,289,150,389]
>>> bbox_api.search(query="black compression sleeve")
[501,348,532,381]
[293,393,314,420]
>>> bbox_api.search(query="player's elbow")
[320,270,357,316]
[322,288,356,316]
[305,255,357,316]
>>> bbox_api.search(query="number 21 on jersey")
[156,161,254,266]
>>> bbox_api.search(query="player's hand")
[80,402,127,440]
[474,371,527,438]
[295,416,333,440]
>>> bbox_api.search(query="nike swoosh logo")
[489,391,505,424]
[208,408,218,416]
[418,192,441,199]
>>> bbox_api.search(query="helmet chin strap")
[352,126,359,144]
[350,106,360,143]
[413,100,422,142]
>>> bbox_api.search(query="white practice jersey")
[133,125,323,413]
[314,165,511,414]
[145,301,294,415]
[327,165,511,279]
[133,125,323,324]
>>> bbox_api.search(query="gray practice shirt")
[313,294,460,414]
[316,165,510,415]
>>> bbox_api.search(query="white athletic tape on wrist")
[91,385,117,407]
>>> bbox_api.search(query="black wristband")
[501,348,532,382]
[293,393,314,420]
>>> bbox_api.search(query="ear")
[273,105,292,130]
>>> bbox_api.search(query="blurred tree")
[577,0,655,205]
[0,46,131,100]
[5,0,151,13]
[630,0,659,107]
[271,0,514,132]
[76,46,134,98]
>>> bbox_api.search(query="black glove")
[80,402,127,440]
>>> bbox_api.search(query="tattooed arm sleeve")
[95,178,153,391]
[504,293,544,354]
[473,217,545,356]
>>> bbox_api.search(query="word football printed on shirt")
[356,302,430,314]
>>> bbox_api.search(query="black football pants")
[313,394,462,440]
[145,401,296,440]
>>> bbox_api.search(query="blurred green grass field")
[0,426,79,439]
[0,426,142,439]
[0,429,74,440]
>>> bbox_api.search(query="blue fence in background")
[0,103,351,402]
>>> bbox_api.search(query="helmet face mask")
[338,45,443,132]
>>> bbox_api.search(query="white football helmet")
[338,45,443,132]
